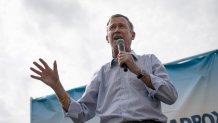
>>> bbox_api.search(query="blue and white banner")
[164,50,218,123]
[31,50,218,123]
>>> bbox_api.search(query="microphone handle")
[121,63,128,72]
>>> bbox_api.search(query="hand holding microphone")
[116,38,128,72]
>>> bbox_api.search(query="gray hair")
[107,14,134,31]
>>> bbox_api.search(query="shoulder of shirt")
[92,61,111,74]
[135,53,162,65]
[135,53,157,59]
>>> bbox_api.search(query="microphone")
[116,38,128,72]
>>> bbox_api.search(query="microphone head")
[116,38,125,52]
[116,38,124,46]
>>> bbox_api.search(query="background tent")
[31,49,218,123]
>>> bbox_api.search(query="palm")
[41,69,57,85]
[30,58,60,87]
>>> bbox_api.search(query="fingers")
[32,58,50,71]
[30,63,43,80]
[30,67,42,75]
[30,75,42,80]
[39,58,49,69]
[117,52,129,61]
[117,55,127,66]
[33,61,44,71]
[53,60,57,71]
[117,52,131,58]
[30,58,51,80]
[118,51,131,55]
[118,56,127,62]
[117,52,134,67]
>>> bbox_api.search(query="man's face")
[106,17,135,58]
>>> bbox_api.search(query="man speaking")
[30,14,178,123]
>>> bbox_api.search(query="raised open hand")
[30,58,60,88]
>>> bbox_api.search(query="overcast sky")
[0,0,217,122]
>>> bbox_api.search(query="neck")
[112,50,119,58]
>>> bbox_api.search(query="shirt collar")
[109,50,138,68]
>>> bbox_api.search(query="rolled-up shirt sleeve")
[145,54,178,105]
[64,99,82,118]
[63,70,101,123]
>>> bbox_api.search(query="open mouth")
[113,36,123,40]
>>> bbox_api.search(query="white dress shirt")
[65,51,178,123]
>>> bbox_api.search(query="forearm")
[149,74,178,104]
[51,81,70,111]
[133,66,177,104]
[140,73,154,90]
[131,66,154,90]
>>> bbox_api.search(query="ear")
[131,31,136,40]
[106,35,109,43]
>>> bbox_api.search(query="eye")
[109,25,116,31]
[119,24,127,29]
[119,25,124,28]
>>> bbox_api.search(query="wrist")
[59,92,71,111]
[51,81,67,98]
[51,80,62,90]
[59,92,70,104]
[137,69,146,79]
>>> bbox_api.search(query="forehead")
[108,17,129,26]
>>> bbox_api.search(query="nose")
[114,26,121,33]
